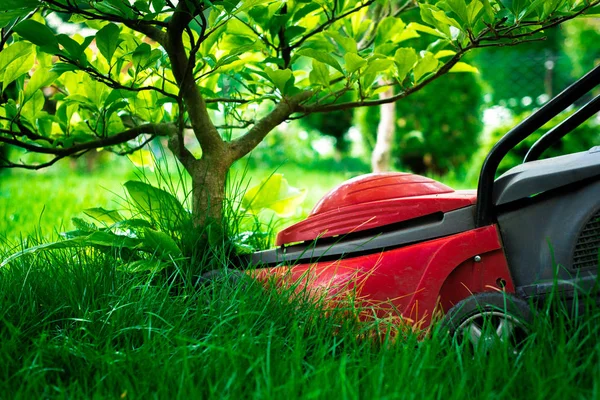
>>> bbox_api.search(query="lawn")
[0,162,598,399]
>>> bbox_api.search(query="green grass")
[1,164,599,399]
[0,243,599,399]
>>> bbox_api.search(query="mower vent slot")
[573,210,600,269]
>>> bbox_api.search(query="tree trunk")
[371,86,396,173]
[188,157,231,227]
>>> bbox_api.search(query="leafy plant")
[1,173,307,270]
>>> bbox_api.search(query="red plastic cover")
[276,172,476,246]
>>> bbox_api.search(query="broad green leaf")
[142,229,182,258]
[297,48,343,73]
[420,5,451,37]
[0,41,33,72]
[375,17,406,48]
[0,231,143,268]
[0,9,30,29]
[406,22,446,39]
[20,90,45,121]
[51,63,80,74]
[481,0,495,20]
[434,50,457,58]
[266,68,293,92]
[2,53,34,89]
[13,20,59,51]
[443,0,469,26]
[466,0,485,26]
[363,58,395,78]
[449,61,479,73]
[309,60,330,87]
[24,67,60,100]
[414,52,439,82]
[127,149,156,169]
[394,48,418,82]
[0,0,40,11]
[152,0,166,12]
[124,181,188,230]
[327,32,357,53]
[344,52,367,74]
[83,208,125,225]
[132,43,152,69]
[96,23,121,64]
[242,174,307,217]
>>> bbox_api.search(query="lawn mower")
[248,64,600,344]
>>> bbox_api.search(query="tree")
[1,0,598,227]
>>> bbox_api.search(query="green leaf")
[24,67,60,101]
[406,22,446,39]
[2,53,34,89]
[0,231,143,268]
[327,32,357,53]
[152,0,166,12]
[443,0,469,26]
[83,207,125,225]
[266,68,293,92]
[297,48,343,73]
[0,9,30,29]
[13,20,59,51]
[394,48,418,82]
[309,60,330,87]
[375,17,406,48]
[0,0,40,11]
[124,181,188,230]
[466,0,485,26]
[242,174,307,217]
[0,41,33,72]
[344,52,367,74]
[434,50,456,59]
[142,229,182,258]
[96,23,121,64]
[449,61,479,73]
[132,43,152,69]
[363,58,395,78]
[414,52,439,82]
[51,63,80,74]
[20,90,45,122]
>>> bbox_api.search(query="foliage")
[468,109,600,179]
[561,19,600,80]
[2,172,308,270]
[300,92,355,153]
[1,0,598,223]
[358,59,483,174]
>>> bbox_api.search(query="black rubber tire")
[440,292,534,349]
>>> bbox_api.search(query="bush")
[357,71,484,175]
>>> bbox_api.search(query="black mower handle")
[524,93,600,163]
[476,63,600,228]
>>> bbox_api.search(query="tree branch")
[229,91,313,160]
[165,1,224,156]
[291,0,376,50]
[43,0,167,43]
[0,123,176,158]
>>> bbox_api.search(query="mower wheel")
[440,292,533,352]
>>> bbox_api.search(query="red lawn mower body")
[253,173,515,327]
[250,65,600,329]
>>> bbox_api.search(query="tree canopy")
[1,0,599,223]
